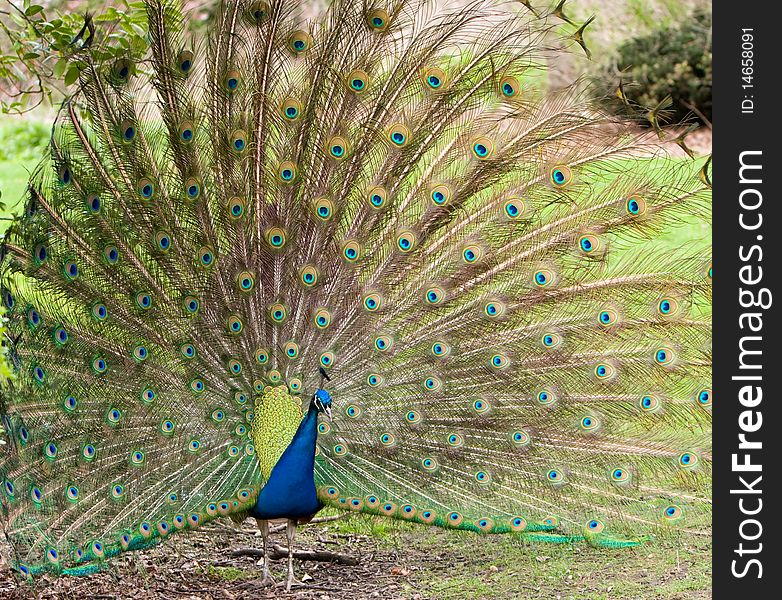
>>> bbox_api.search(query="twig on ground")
[228,545,359,566]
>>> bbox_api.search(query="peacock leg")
[256,518,275,587]
[285,518,299,591]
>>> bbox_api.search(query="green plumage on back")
[253,384,303,480]
[0,0,710,582]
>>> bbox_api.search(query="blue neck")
[249,403,322,520]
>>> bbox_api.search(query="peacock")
[0,0,711,592]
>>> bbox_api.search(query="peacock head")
[312,389,333,421]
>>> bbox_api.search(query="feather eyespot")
[137,178,155,199]
[421,457,438,471]
[424,286,445,305]
[278,161,298,183]
[396,230,417,252]
[313,197,334,221]
[697,388,712,408]
[226,313,244,334]
[227,358,242,375]
[534,269,554,287]
[585,519,605,534]
[21,320,42,348]
[366,373,383,387]
[281,98,302,121]
[346,69,370,93]
[106,407,121,424]
[462,244,482,264]
[662,505,683,522]
[541,332,561,348]
[598,308,619,327]
[654,346,674,366]
[677,452,699,469]
[423,376,442,391]
[92,357,107,374]
[269,303,288,324]
[423,66,446,90]
[224,70,241,92]
[319,351,335,368]
[610,467,631,484]
[472,399,490,414]
[288,30,312,54]
[367,9,390,31]
[312,308,331,329]
[284,340,300,359]
[430,184,451,206]
[511,430,531,446]
[546,468,565,485]
[230,130,248,153]
[363,292,382,312]
[185,177,202,199]
[180,343,196,359]
[183,295,200,315]
[32,243,47,265]
[132,344,148,362]
[120,120,136,142]
[194,246,214,267]
[580,415,600,431]
[490,353,509,369]
[327,135,349,160]
[236,270,255,293]
[247,1,270,23]
[550,165,572,187]
[657,297,679,316]
[471,136,494,159]
[594,362,615,380]
[388,123,411,147]
[405,410,422,424]
[537,389,556,406]
[626,196,647,216]
[176,50,194,74]
[103,244,119,264]
[179,121,195,143]
[483,300,506,318]
[367,186,387,208]
[153,231,172,253]
[503,198,526,219]
[227,196,246,220]
[300,265,319,287]
[446,432,463,447]
[112,59,132,82]
[499,75,521,98]
[578,234,601,254]
[374,335,392,351]
[66,485,80,501]
[342,240,361,262]
[639,394,661,413]
[431,341,451,358]
[86,193,101,213]
[266,227,287,249]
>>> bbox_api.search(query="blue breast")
[250,407,323,520]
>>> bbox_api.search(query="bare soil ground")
[1,512,711,600]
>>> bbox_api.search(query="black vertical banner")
[713,1,781,597]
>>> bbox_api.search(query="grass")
[326,511,711,599]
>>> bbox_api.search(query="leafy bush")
[0,119,49,162]
[603,8,712,125]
